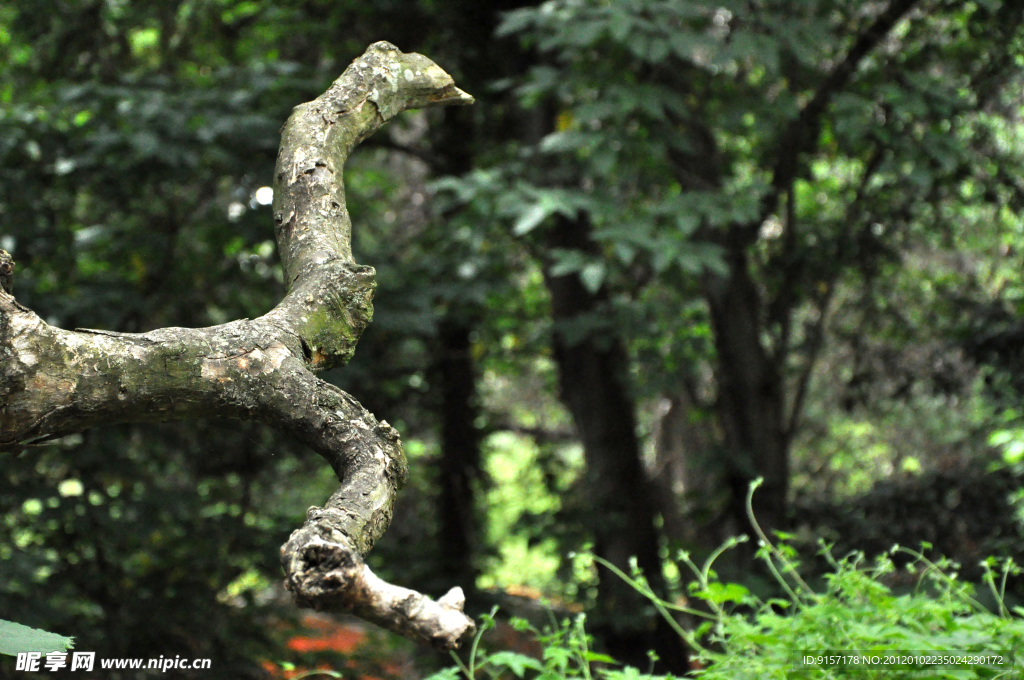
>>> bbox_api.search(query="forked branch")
[0,42,476,650]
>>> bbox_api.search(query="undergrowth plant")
[424,607,667,680]
[430,480,1024,679]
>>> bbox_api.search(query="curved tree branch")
[0,42,475,650]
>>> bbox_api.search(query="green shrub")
[665,541,1024,678]
[425,607,671,680]
[433,480,1024,679]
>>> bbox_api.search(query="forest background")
[2,0,1024,677]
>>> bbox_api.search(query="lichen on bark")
[0,42,475,650]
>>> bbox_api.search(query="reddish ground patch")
[285,614,367,654]
[264,613,403,680]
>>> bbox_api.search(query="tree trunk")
[429,103,485,590]
[544,213,689,674]
[652,391,725,547]
[435,314,482,587]
[704,245,789,540]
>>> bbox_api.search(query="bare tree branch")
[0,42,476,650]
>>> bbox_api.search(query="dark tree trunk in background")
[431,105,485,589]
[687,0,928,544]
[704,245,789,541]
[426,2,692,665]
[435,313,483,587]
[544,214,689,674]
[652,391,722,547]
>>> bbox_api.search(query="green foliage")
[479,432,583,594]
[675,546,1024,678]
[0,620,73,656]
[792,463,1024,588]
[426,608,671,680]
[487,0,1024,495]
[432,538,1024,679]
[0,422,319,674]
[989,411,1024,470]
[621,481,1024,679]
[435,481,1024,680]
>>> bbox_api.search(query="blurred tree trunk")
[652,391,724,546]
[435,313,483,587]
[544,213,689,674]
[663,97,790,543]
[681,0,926,542]
[704,244,789,539]
[426,2,693,665]
[431,105,484,588]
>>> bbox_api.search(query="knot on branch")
[281,532,475,650]
[285,538,361,609]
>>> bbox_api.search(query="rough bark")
[0,42,476,650]
[0,250,14,295]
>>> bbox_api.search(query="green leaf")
[511,189,586,236]
[988,429,1015,446]
[539,130,591,153]
[579,261,606,294]
[699,581,751,605]
[513,202,551,236]
[484,651,545,677]
[0,620,74,656]
[548,249,588,277]
[608,13,631,42]
[495,8,537,38]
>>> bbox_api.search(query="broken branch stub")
[0,249,14,295]
[0,42,476,650]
